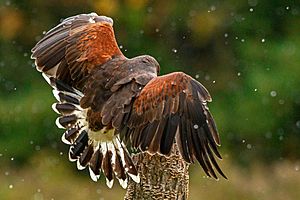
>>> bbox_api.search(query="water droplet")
[246,144,252,149]
[261,38,265,43]
[235,36,239,40]
[237,72,241,76]
[210,5,216,11]
[296,121,300,128]
[193,124,199,129]
[278,99,285,105]
[9,184,13,189]
[242,139,246,143]
[59,152,63,155]
[224,33,228,38]
[286,6,290,10]
[249,8,254,12]
[212,80,216,84]
[241,39,245,42]
[205,75,210,81]
[130,69,133,72]
[155,28,159,33]
[119,45,123,49]
[138,87,142,90]
[248,0,258,7]
[42,31,46,34]
[254,88,258,92]
[279,135,284,141]
[172,48,177,53]
[10,157,14,161]
[270,91,277,97]
[195,74,200,79]
[35,145,41,151]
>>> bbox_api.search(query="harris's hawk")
[31,13,226,189]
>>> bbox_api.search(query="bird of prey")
[31,13,226,189]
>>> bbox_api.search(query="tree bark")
[124,144,190,200]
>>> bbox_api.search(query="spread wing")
[120,72,226,179]
[31,13,124,90]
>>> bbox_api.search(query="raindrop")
[286,6,290,10]
[195,74,200,79]
[224,33,228,38]
[235,36,239,40]
[138,87,142,90]
[212,80,216,84]
[10,157,14,161]
[9,184,13,189]
[254,88,258,92]
[119,45,123,49]
[249,8,254,12]
[265,132,272,139]
[246,144,252,149]
[261,38,265,43]
[237,72,241,76]
[172,48,177,53]
[193,124,199,129]
[296,121,300,128]
[130,69,133,72]
[242,139,246,143]
[35,145,41,151]
[241,39,245,42]
[42,31,46,34]
[155,28,160,33]
[270,91,277,97]
[59,152,63,155]
[248,0,258,7]
[210,5,216,11]
[278,99,285,105]
[205,75,210,81]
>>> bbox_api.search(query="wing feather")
[31,13,124,90]
[122,71,226,179]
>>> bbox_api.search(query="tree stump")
[124,144,190,200]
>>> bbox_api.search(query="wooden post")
[124,144,190,200]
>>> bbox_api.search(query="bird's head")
[135,55,160,75]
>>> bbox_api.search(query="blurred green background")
[1,0,300,199]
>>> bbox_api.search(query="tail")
[43,74,140,188]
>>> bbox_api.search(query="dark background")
[1,0,300,199]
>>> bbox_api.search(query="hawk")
[31,13,226,189]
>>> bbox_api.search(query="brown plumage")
[31,13,226,189]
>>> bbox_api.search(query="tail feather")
[45,74,139,188]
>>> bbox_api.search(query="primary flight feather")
[31,13,226,189]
